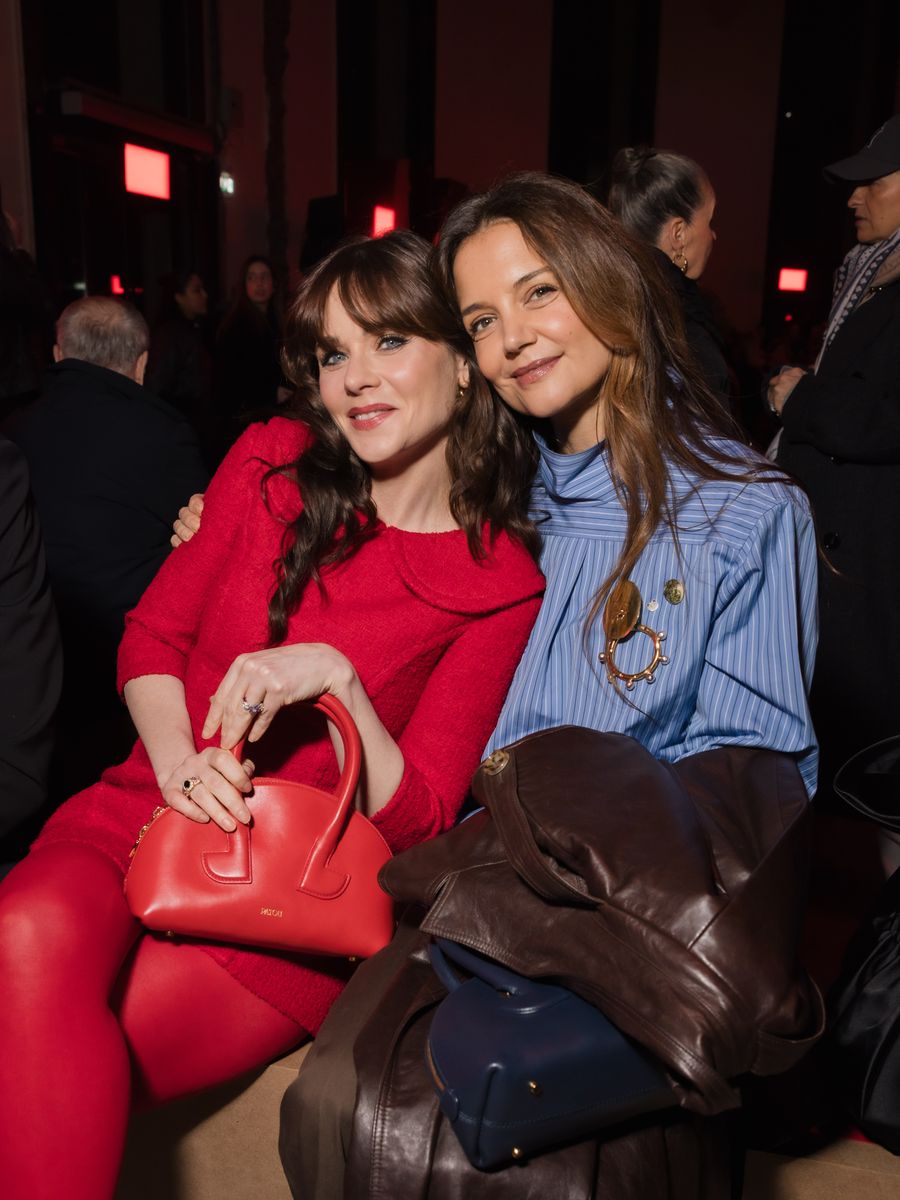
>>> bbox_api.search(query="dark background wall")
[2,0,899,342]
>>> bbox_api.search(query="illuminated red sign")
[778,268,808,292]
[110,275,125,295]
[124,143,171,200]
[372,206,396,236]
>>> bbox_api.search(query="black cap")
[825,115,900,182]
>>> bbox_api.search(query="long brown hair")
[434,171,784,634]
[267,230,539,643]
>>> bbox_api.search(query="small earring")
[672,250,689,274]
[457,382,469,399]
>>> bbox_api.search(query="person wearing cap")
[768,115,900,802]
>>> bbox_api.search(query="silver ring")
[241,698,266,717]
[181,776,202,797]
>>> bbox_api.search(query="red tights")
[0,845,305,1200]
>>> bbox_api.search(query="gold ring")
[181,776,202,796]
[241,699,266,717]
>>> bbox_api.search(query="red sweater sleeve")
[116,421,300,692]
[370,592,541,853]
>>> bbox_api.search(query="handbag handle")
[228,693,362,898]
[428,937,544,999]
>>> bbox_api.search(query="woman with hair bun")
[607,146,730,398]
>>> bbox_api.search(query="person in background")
[0,231,542,1200]
[12,297,209,793]
[144,269,215,464]
[0,207,52,425]
[607,146,731,402]
[0,435,62,872]
[769,114,900,804]
[213,255,291,458]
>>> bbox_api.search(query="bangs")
[332,267,432,339]
[294,233,448,354]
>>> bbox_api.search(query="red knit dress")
[33,417,544,1032]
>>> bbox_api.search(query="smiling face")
[316,287,467,479]
[245,261,275,309]
[848,170,900,244]
[452,220,612,452]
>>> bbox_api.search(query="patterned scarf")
[815,228,900,370]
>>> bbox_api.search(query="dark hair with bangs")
[435,172,784,641]
[265,230,539,643]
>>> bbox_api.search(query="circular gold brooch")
[599,579,670,690]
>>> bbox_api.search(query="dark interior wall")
[654,0,787,335]
[0,0,34,252]
[548,0,660,186]
[434,0,554,191]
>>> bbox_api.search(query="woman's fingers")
[165,750,255,831]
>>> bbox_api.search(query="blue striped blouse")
[486,435,819,796]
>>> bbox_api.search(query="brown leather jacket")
[345,729,824,1198]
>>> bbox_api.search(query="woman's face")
[678,181,717,279]
[175,274,208,319]
[245,262,274,309]
[453,220,612,453]
[316,288,467,478]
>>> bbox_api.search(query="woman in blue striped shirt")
[438,172,817,794]
[280,173,818,1200]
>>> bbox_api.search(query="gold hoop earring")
[457,383,469,399]
[672,250,689,274]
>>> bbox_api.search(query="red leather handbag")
[124,694,394,957]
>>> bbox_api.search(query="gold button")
[528,1080,542,1095]
[663,579,684,605]
[482,749,509,775]
[511,1147,523,1159]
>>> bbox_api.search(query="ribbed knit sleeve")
[116,420,305,692]
[370,591,542,852]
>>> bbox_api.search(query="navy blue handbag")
[425,938,676,1170]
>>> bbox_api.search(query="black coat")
[777,272,900,797]
[657,251,731,399]
[0,437,62,847]
[13,359,209,691]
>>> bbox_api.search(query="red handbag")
[124,694,395,957]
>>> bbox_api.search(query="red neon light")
[110,274,125,295]
[778,268,807,293]
[372,205,396,236]
[124,143,170,200]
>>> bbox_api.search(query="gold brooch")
[598,579,669,690]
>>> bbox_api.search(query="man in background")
[14,296,209,793]
[769,116,900,802]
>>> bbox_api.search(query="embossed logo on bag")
[260,907,284,918]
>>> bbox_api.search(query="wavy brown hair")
[434,171,786,636]
[266,230,539,643]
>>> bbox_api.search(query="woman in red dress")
[0,231,543,1200]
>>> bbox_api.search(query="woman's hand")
[202,643,357,749]
[170,492,205,548]
[161,746,256,831]
[767,367,807,416]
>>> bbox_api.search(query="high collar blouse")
[487,434,819,796]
